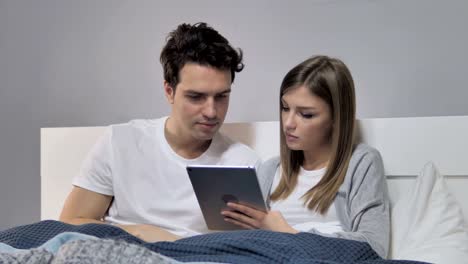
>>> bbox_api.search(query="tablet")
[186,165,268,230]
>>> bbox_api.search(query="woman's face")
[281,85,333,152]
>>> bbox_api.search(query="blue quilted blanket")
[0,220,426,264]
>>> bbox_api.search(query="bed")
[15,116,468,263]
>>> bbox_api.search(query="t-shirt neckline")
[158,116,218,163]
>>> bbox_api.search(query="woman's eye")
[281,106,290,112]
[301,113,314,119]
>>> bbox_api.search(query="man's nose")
[202,98,217,119]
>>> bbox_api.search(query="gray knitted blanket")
[0,239,184,264]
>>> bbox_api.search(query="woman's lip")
[285,133,299,141]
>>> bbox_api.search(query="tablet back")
[186,165,267,230]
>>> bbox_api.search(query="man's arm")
[59,186,112,225]
[60,186,181,242]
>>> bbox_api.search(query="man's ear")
[164,81,175,104]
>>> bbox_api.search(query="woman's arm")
[325,147,390,258]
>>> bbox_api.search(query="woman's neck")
[302,144,332,171]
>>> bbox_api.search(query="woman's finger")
[221,210,259,228]
[224,217,255,230]
[226,203,264,219]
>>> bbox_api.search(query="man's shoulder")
[215,132,253,152]
[107,117,164,136]
[109,117,162,131]
[102,117,166,148]
[213,132,260,161]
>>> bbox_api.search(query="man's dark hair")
[160,22,244,89]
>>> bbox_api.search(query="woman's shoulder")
[256,156,281,198]
[345,143,385,182]
[344,143,385,185]
[257,156,281,176]
[262,156,281,168]
[351,143,383,164]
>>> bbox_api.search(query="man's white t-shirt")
[72,117,260,237]
[270,166,343,234]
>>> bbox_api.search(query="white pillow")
[390,162,468,263]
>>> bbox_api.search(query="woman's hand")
[221,203,298,234]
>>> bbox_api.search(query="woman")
[221,55,390,258]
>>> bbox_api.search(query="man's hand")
[118,224,181,242]
[221,202,299,234]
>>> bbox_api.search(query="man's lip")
[198,122,218,126]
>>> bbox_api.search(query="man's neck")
[164,117,211,159]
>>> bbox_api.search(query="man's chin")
[194,131,217,141]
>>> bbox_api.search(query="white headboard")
[41,116,468,224]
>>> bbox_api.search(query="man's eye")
[281,106,290,112]
[187,94,202,100]
[215,94,228,100]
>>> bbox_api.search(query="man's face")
[165,63,232,142]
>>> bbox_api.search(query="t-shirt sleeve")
[72,127,115,196]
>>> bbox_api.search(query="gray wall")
[1,0,467,230]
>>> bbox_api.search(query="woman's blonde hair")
[271,55,356,214]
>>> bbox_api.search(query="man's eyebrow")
[184,89,231,95]
[184,90,204,95]
[218,88,231,94]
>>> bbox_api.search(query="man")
[59,23,260,242]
